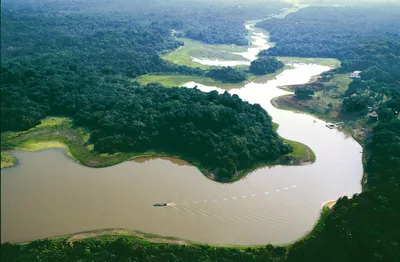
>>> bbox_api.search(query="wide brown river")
[1,23,363,245]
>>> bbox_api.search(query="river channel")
[1,21,363,245]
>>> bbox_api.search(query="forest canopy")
[2,1,400,261]
[257,6,400,117]
[205,67,247,83]
[249,56,284,75]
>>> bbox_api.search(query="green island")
[1,0,400,261]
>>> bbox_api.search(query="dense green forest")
[1,1,400,261]
[1,120,398,262]
[78,85,291,178]
[249,57,284,75]
[1,122,399,262]
[1,68,291,179]
[286,119,400,262]
[0,238,288,262]
[258,5,400,261]
[3,0,288,46]
[257,6,400,118]
[1,0,291,178]
[205,67,248,83]
[1,0,287,132]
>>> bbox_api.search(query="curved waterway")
[1,23,363,246]
[191,23,269,66]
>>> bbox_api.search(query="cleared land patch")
[161,38,248,69]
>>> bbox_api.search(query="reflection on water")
[133,157,191,167]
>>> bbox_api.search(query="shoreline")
[1,118,315,184]
[8,199,332,247]
[1,9,363,249]
[271,91,369,191]
[323,200,337,209]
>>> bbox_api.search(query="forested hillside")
[1,1,400,261]
[249,57,284,75]
[1,61,290,180]
[1,0,286,132]
[3,0,287,46]
[286,119,400,262]
[257,6,400,119]
[257,5,400,261]
[205,67,247,83]
[1,0,291,179]
[1,117,399,262]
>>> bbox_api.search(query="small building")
[350,71,362,79]
[367,111,378,121]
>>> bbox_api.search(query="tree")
[295,88,314,99]
[205,67,247,83]
[249,57,284,75]
[378,106,395,123]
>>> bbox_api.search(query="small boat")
[153,203,167,207]
[326,123,337,129]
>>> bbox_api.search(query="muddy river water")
[1,22,363,245]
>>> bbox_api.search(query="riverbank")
[272,73,351,121]
[271,71,371,192]
[1,117,315,183]
[64,228,191,246]
[11,203,332,252]
[271,72,374,146]
[160,36,338,73]
[0,151,15,168]
[134,65,291,89]
[161,38,249,70]
[323,200,337,209]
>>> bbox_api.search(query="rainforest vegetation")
[249,57,284,75]
[259,5,400,261]
[1,68,291,179]
[205,67,248,83]
[1,1,400,261]
[257,5,400,118]
[1,0,291,179]
[1,0,288,133]
[1,120,399,262]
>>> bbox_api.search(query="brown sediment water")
[1,21,362,246]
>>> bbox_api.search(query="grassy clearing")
[162,38,248,69]
[134,75,244,88]
[16,140,66,152]
[135,75,200,87]
[273,74,352,122]
[276,56,340,68]
[63,229,190,247]
[134,65,293,90]
[284,138,316,162]
[1,117,136,168]
[1,151,16,168]
[273,122,315,163]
